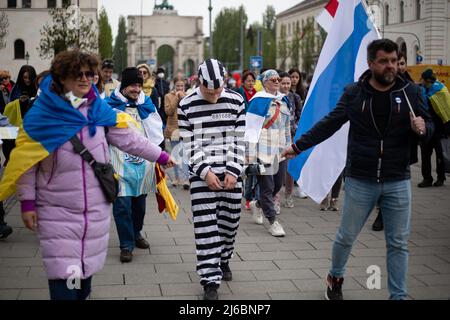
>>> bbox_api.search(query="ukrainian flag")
[0,75,135,200]
[423,81,450,124]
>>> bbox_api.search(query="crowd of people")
[0,38,449,301]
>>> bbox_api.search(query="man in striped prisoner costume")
[178,59,246,300]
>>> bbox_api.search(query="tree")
[98,6,113,59]
[113,15,128,73]
[277,24,289,71]
[299,18,327,75]
[290,22,301,69]
[38,6,98,59]
[263,5,276,32]
[260,5,277,69]
[212,6,248,71]
[0,12,9,50]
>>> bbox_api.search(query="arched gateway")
[127,1,204,78]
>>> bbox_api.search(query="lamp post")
[208,0,213,58]
[25,51,29,65]
[140,0,144,62]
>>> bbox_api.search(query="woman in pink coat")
[4,50,175,300]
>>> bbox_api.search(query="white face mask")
[157,73,165,79]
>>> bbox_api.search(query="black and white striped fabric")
[198,59,226,90]
[178,86,246,286]
[178,87,246,180]
[189,175,242,286]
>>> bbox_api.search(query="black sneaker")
[135,236,150,249]
[120,249,133,263]
[0,223,12,240]
[203,283,219,300]
[418,179,433,188]
[372,210,383,231]
[220,262,232,281]
[325,274,344,300]
[433,179,445,187]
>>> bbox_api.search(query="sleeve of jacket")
[226,101,246,178]
[412,86,434,143]
[151,87,159,108]
[294,89,350,153]
[164,94,178,116]
[16,164,38,213]
[106,126,167,164]
[178,104,211,180]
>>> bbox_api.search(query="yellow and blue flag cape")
[422,81,450,124]
[0,75,134,200]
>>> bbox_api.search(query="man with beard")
[282,39,434,300]
[106,67,171,263]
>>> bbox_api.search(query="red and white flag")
[316,0,339,33]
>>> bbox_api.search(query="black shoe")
[372,211,384,231]
[0,223,12,240]
[418,179,433,188]
[220,262,232,281]
[120,249,133,263]
[325,274,344,300]
[135,237,150,249]
[433,179,444,187]
[203,283,219,300]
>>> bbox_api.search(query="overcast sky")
[99,0,302,40]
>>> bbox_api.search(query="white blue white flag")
[288,0,380,203]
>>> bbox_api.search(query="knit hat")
[120,67,144,90]
[198,58,226,90]
[421,68,436,82]
[156,67,165,75]
[262,69,279,83]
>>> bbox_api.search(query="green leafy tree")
[290,22,301,69]
[277,24,289,71]
[38,6,97,59]
[98,6,113,59]
[113,15,128,73]
[300,17,327,75]
[212,6,247,71]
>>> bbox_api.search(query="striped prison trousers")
[190,174,243,286]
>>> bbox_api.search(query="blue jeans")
[48,276,92,300]
[170,140,189,181]
[330,177,411,300]
[112,195,147,251]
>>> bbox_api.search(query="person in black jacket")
[155,67,170,127]
[371,51,418,232]
[282,39,434,301]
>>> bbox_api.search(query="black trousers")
[420,136,446,181]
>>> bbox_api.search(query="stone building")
[0,0,98,79]
[127,1,203,77]
[276,0,450,71]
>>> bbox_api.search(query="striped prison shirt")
[178,87,246,180]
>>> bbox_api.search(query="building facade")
[127,2,203,78]
[276,0,450,72]
[0,0,98,80]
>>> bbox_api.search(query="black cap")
[120,67,144,90]
[421,69,436,82]
[102,59,114,70]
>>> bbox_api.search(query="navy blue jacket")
[294,71,434,182]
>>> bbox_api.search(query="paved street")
[0,164,449,300]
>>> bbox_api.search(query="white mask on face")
[157,73,165,79]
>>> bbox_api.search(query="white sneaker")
[250,201,264,225]
[269,221,286,237]
[285,195,295,208]
[293,187,308,199]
